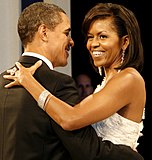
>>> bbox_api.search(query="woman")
[4,3,145,152]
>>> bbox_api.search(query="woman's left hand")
[3,60,42,88]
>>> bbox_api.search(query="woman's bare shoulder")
[119,67,144,84]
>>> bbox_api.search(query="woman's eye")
[87,35,93,40]
[99,35,107,39]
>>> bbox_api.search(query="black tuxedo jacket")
[0,56,143,160]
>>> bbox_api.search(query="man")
[75,73,94,100]
[0,2,143,160]
[0,2,79,160]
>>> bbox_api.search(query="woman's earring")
[98,67,102,76]
[121,50,125,64]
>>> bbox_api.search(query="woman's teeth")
[93,51,103,57]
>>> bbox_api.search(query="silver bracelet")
[37,90,50,110]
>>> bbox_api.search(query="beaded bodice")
[92,112,144,150]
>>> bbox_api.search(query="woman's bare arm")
[3,61,142,130]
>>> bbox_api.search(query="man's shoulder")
[48,70,75,86]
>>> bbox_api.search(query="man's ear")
[38,24,48,42]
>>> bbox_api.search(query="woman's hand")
[3,60,42,88]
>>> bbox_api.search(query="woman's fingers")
[4,81,19,88]
[7,67,17,76]
[3,71,21,88]
[3,74,15,80]
[30,60,42,75]
[3,74,20,88]
[35,60,42,68]
[3,60,42,88]
[15,60,42,75]
[15,62,22,70]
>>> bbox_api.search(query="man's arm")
[51,121,143,160]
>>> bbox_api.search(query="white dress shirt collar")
[22,52,53,70]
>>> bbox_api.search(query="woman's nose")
[91,39,100,47]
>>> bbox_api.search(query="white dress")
[92,112,144,150]
[92,78,144,150]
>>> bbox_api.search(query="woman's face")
[86,17,123,68]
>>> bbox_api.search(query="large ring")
[10,67,17,75]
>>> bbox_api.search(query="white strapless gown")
[92,112,144,150]
[92,80,144,150]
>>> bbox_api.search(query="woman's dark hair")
[82,3,144,73]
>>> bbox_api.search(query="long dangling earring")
[98,66,102,76]
[121,50,125,64]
